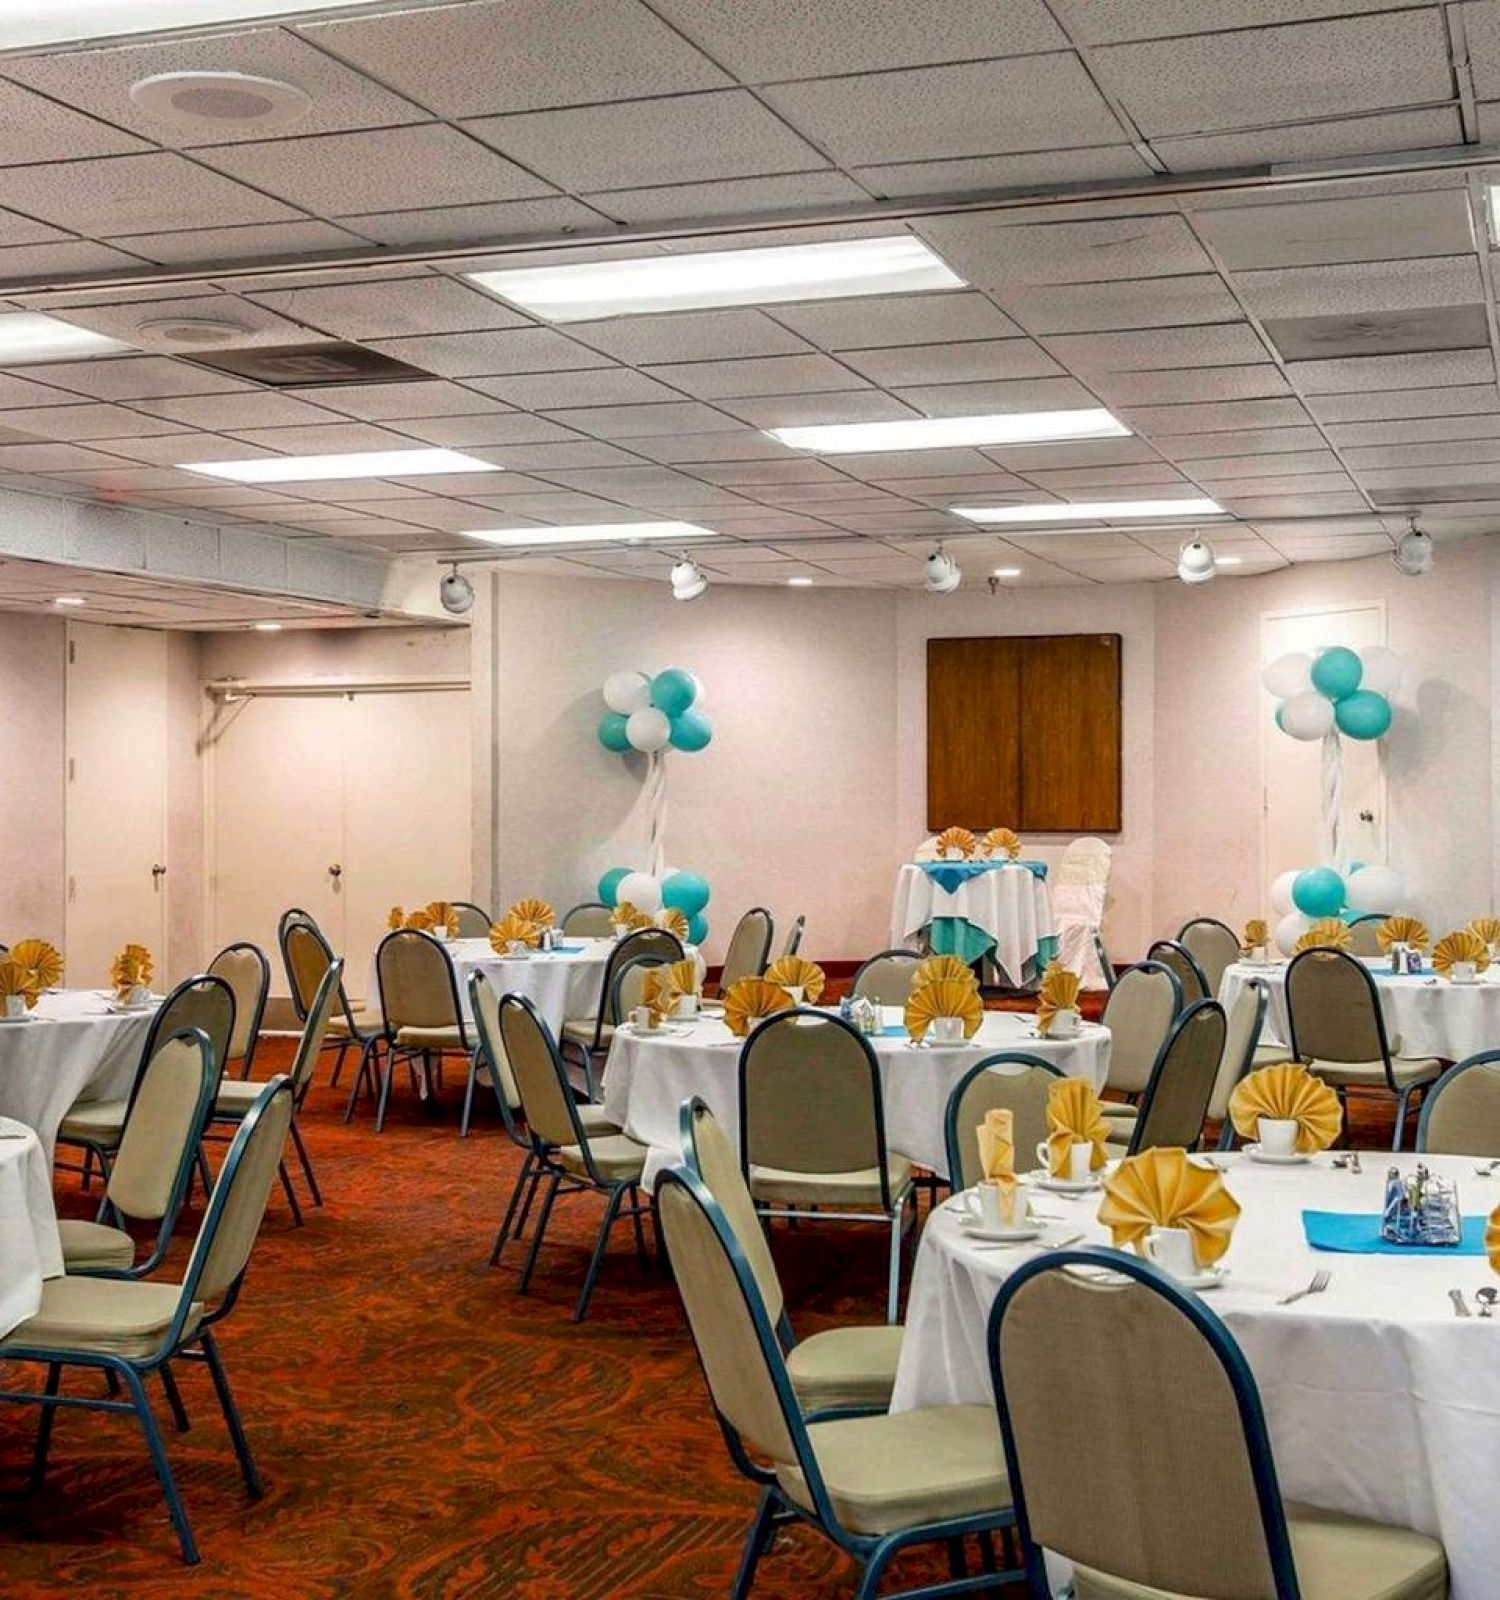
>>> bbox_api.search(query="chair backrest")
[1100,961,1181,1095]
[287,958,344,1096]
[1207,979,1268,1126]
[612,954,669,1019]
[1056,835,1112,887]
[852,947,921,1006]
[562,902,614,937]
[779,915,805,960]
[142,972,236,1088]
[944,1053,1064,1189]
[497,993,585,1151]
[1346,914,1385,957]
[739,1011,889,1201]
[1417,1049,1500,1156]
[1145,939,1208,1005]
[108,1029,218,1240]
[1285,948,1390,1079]
[1092,928,1117,992]
[376,928,465,1036]
[989,1249,1296,1600]
[453,900,492,938]
[593,928,686,1040]
[1128,1000,1227,1155]
[207,941,270,1070]
[277,908,323,1021]
[468,969,519,1112]
[1177,918,1239,998]
[680,1097,783,1325]
[720,908,774,990]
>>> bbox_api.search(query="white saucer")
[1166,1264,1229,1291]
[1029,1172,1102,1194]
[1245,1144,1311,1166]
[960,1218,1044,1244]
[0,1012,33,1025]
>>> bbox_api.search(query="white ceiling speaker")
[1392,518,1434,577]
[924,549,962,594]
[670,558,708,601]
[129,72,312,133]
[1177,536,1218,585]
[439,568,474,616]
[137,315,255,347]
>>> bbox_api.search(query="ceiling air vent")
[181,343,433,387]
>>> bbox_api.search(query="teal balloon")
[1334,689,1392,741]
[597,712,631,753]
[597,867,630,908]
[687,912,709,946]
[669,707,712,752]
[662,870,710,916]
[1292,866,1345,919]
[1310,645,1362,701]
[650,667,698,718]
[1274,704,1287,733]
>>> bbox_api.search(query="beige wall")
[0,614,66,947]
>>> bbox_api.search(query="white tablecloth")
[0,1117,62,1337]
[0,991,156,1157]
[601,1008,1110,1186]
[892,863,1056,985]
[893,1150,1500,1600]
[1220,957,1500,1063]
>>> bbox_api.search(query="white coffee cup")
[973,1181,1024,1230]
[930,1015,964,1044]
[1036,1139,1093,1183]
[505,940,527,957]
[127,983,150,1008]
[1143,1225,1197,1279]
[432,924,450,943]
[784,985,804,1006]
[1258,1116,1299,1158]
[1247,944,1267,965]
[630,1005,658,1032]
[1451,960,1478,985]
[673,992,699,1019]
[3,994,23,1019]
[1048,1007,1080,1039]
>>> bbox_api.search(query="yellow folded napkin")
[1377,915,1429,954]
[388,905,406,930]
[723,977,794,1037]
[641,967,680,1024]
[109,942,153,1000]
[488,913,541,952]
[665,957,700,997]
[1242,918,1268,953]
[904,977,983,1042]
[0,957,38,1009]
[1036,962,1082,1037]
[934,826,976,859]
[1487,1203,1500,1274]
[610,902,652,934]
[980,826,1021,860]
[1432,929,1489,977]
[913,954,978,990]
[765,955,826,1004]
[9,938,62,991]
[508,898,554,929]
[1295,918,1350,953]
[655,906,689,940]
[1228,1062,1341,1153]
[423,901,460,937]
[1045,1078,1111,1177]
[976,1107,1015,1180]
[1468,916,1500,952]
[1098,1148,1241,1268]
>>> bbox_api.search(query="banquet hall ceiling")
[0,1,1493,587]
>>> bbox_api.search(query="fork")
[1278,1269,1331,1306]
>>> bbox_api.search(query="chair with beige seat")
[1177,916,1240,999]
[1095,960,1181,1140]
[1347,914,1385,958]
[371,927,473,1133]
[988,1246,1447,1600]
[498,992,651,1322]
[558,925,683,1098]
[1285,947,1442,1150]
[851,948,923,1007]
[561,901,614,937]
[717,906,774,994]
[655,1164,1022,1600]
[779,915,806,960]
[681,1097,902,1420]
[1416,1049,1500,1157]
[0,1077,297,1565]
[1145,938,1209,1006]
[944,1054,1064,1188]
[739,1009,913,1324]
[452,900,492,938]
[1209,979,1271,1149]
[1107,1000,1227,1158]
[207,942,270,1081]
[278,908,380,1102]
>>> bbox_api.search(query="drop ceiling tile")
[136,484,298,508]
[1154,428,1329,461]
[0,240,152,278]
[838,446,1012,479]
[1302,385,1500,424]
[998,275,1241,335]
[363,329,610,378]
[0,152,300,235]
[918,211,1214,288]
[0,404,183,441]
[0,75,152,163]
[0,442,130,472]
[625,431,801,464]
[134,391,348,432]
[585,171,870,224]
[247,275,531,340]
[770,292,1018,350]
[470,369,684,410]
[750,482,904,506]
[1016,464,1188,489]
[1289,349,1496,394]
[717,390,918,428]
[21,357,255,401]
[1200,471,1358,499]
[225,422,417,454]
[1122,397,1313,433]
[459,491,643,519]
[113,220,372,266]
[839,339,1063,387]
[1210,490,1369,516]
[1088,365,1293,405]
[1192,190,1477,270]
[877,472,1036,497]
[855,146,1154,197]
[47,292,318,354]
[567,310,811,366]
[1342,438,1500,469]
[1458,0,1500,98]
[1327,414,1500,448]
[1233,256,1484,323]
[688,458,849,487]
[890,377,1100,416]
[0,375,104,410]
[1044,323,1268,373]
[694,514,835,536]
[544,400,744,440]
[291,380,504,420]
[761,55,1123,166]
[1154,108,1463,174]
[1065,1,1431,45]
[537,465,753,507]
[384,413,576,449]
[816,509,969,534]
[460,440,641,471]
[642,353,864,400]
[466,90,828,191]
[337,198,607,248]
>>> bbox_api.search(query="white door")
[1261,604,1386,905]
[65,622,168,987]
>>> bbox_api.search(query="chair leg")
[853,1545,892,1600]
[289,1120,322,1207]
[200,1331,263,1500]
[460,1054,479,1139]
[121,1363,199,1565]
[629,1184,650,1275]
[1393,1084,1417,1151]
[29,1362,62,1490]
[489,1150,535,1266]
[518,1171,561,1295]
[575,1183,627,1322]
[342,1039,373,1123]
[329,1039,350,1088]
[277,1159,304,1227]
[160,1363,191,1433]
[514,1160,544,1242]
[730,1487,778,1600]
[374,1047,397,1134]
[887,1191,909,1324]
[194,1145,213,1200]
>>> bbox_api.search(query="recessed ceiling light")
[137,315,255,347]
[0,313,131,365]
[992,566,1022,578]
[953,497,1224,525]
[767,409,1129,454]
[786,577,814,586]
[1214,554,1243,567]
[178,448,501,484]
[130,72,311,134]
[253,621,284,631]
[468,236,963,322]
[53,596,85,607]
[0,1,390,51]
[460,521,717,548]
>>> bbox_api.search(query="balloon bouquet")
[1261,644,1407,953]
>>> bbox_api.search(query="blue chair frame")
[372,927,473,1133]
[1091,927,1117,992]
[850,947,922,1003]
[1416,1047,1500,1152]
[1217,978,1270,1149]
[942,1052,1063,1189]
[1146,938,1211,1005]
[1125,997,1227,1156]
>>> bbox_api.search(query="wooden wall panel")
[926,637,1020,830]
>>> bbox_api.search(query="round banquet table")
[0,1116,62,1338]
[892,1150,1500,1600]
[892,862,1056,986]
[1220,955,1500,1062]
[0,990,157,1158]
[600,1008,1110,1188]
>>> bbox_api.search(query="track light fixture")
[1393,516,1434,577]
[439,565,474,615]
[923,547,962,594]
[670,557,709,601]
[1177,535,1217,586]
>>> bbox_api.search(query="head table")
[893,1149,1500,1600]
[0,1117,62,1338]
[601,1008,1110,1189]
[892,861,1057,986]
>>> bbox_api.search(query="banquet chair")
[780,915,806,960]
[1178,917,1240,998]
[1285,948,1442,1151]
[207,942,270,1080]
[1053,836,1112,988]
[738,1010,913,1323]
[372,928,473,1134]
[943,1054,1064,1189]
[561,901,614,937]
[987,1247,1447,1600]
[655,1165,1021,1600]
[278,909,380,1104]
[1145,939,1209,1005]
[0,1077,296,1565]
[718,907,775,993]
[212,959,342,1225]
[1096,961,1181,1129]
[559,926,684,1098]
[1416,1049,1500,1157]
[453,900,491,938]
[1209,979,1271,1150]
[1346,914,1385,958]
[497,993,651,1322]
[681,1097,903,1420]
[1110,999,1227,1157]
[1091,928,1117,992]
[852,948,922,1007]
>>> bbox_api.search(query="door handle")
[151,863,167,879]
[328,863,343,879]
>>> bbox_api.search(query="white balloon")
[617,871,663,914]
[1262,651,1312,699]
[1358,645,1402,696]
[1270,869,1300,917]
[1275,911,1311,956]
[625,706,671,752]
[1344,863,1405,915]
[687,672,707,710]
[1279,690,1335,741]
[603,670,652,715]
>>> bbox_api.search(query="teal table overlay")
[1302,1209,1488,1256]
[927,916,995,965]
[921,859,1049,894]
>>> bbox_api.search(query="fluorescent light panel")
[953,497,1224,524]
[461,521,717,548]
[0,1,387,51]
[768,408,1129,454]
[468,236,963,322]
[0,312,132,365]
[178,448,501,484]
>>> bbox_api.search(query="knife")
[1450,1288,1472,1318]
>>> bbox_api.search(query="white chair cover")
[1051,836,1112,988]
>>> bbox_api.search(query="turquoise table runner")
[1302,1210,1488,1256]
[922,860,1049,895]
[927,918,1058,980]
